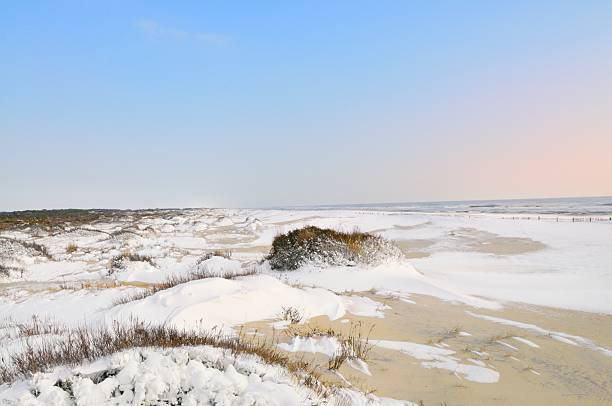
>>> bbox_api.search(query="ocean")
[304,196,612,217]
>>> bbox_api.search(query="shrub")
[279,307,302,324]
[0,264,9,277]
[267,226,402,270]
[0,264,24,278]
[198,250,232,263]
[108,252,154,275]
[1,239,52,259]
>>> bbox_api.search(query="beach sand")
[243,293,612,405]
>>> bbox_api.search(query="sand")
[242,293,612,405]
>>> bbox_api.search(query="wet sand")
[448,227,546,255]
[242,293,612,405]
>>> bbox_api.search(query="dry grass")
[279,306,303,324]
[65,243,78,254]
[58,280,119,291]
[427,325,463,344]
[14,316,65,337]
[202,250,233,260]
[285,325,337,339]
[488,332,514,343]
[328,322,374,371]
[112,267,257,306]
[0,319,332,397]
[282,321,374,372]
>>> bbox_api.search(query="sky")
[1,1,611,210]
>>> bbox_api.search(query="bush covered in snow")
[108,252,154,275]
[267,226,403,270]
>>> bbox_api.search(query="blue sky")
[2,1,611,210]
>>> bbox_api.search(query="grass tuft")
[328,322,374,371]
[66,243,78,254]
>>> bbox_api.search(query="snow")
[466,312,612,357]
[22,261,91,282]
[346,358,372,376]
[278,336,373,376]
[278,336,341,357]
[115,261,163,283]
[467,358,486,367]
[7,207,608,314]
[512,336,540,348]
[496,341,518,351]
[372,340,500,383]
[272,262,501,310]
[0,346,411,405]
[195,256,242,275]
[108,275,386,333]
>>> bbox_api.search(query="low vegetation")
[327,322,374,371]
[427,325,463,345]
[8,315,65,338]
[108,251,154,275]
[112,267,257,306]
[267,226,402,270]
[0,208,185,233]
[0,237,51,259]
[0,319,328,396]
[283,321,374,372]
[0,263,24,278]
[200,250,233,260]
[279,306,303,324]
[65,243,78,254]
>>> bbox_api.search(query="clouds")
[134,19,228,46]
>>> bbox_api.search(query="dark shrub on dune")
[267,226,402,270]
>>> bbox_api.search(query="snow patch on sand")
[467,312,612,357]
[278,336,373,376]
[278,336,341,357]
[373,340,499,383]
[512,336,540,348]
